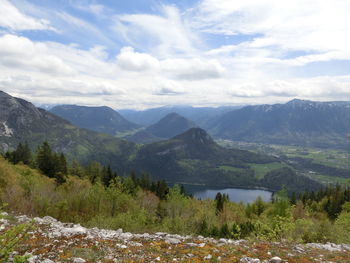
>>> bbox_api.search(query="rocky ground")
[1,214,350,263]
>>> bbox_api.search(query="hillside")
[0,91,136,170]
[1,157,349,263]
[206,99,350,149]
[126,112,197,143]
[131,128,321,193]
[50,105,140,135]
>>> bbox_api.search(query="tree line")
[3,142,171,200]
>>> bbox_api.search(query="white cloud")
[116,5,199,57]
[117,47,160,72]
[161,58,225,80]
[154,79,185,96]
[0,0,53,31]
[192,0,350,64]
[0,1,350,109]
[0,34,75,75]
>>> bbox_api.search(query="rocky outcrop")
[2,214,350,263]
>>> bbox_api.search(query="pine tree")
[35,142,66,184]
[5,142,32,165]
[215,192,224,214]
[85,161,102,184]
[20,142,32,165]
[102,165,113,187]
[36,142,54,177]
[155,180,168,200]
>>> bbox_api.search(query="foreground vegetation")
[1,143,350,246]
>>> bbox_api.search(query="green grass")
[115,128,144,138]
[217,139,350,170]
[249,162,288,179]
[177,159,202,171]
[305,173,350,185]
[218,165,246,173]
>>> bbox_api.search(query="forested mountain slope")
[0,91,136,171]
[50,105,140,135]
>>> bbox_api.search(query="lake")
[184,185,272,203]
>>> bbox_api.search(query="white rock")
[307,243,343,252]
[219,238,228,244]
[141,233,150,238]
[27,255,38,263]
[73,258,86,263]
[116,244,128,249]
[240,256,261,263]
[204,254,212,260]
[48,231,62,238]
[42,216,57,223]
[17,215,31,223]
[341,244,350,251]
[269,256,282,263]
[293,245,305,253]
[61,225,87,236]
[166,238,181,244]
[155,256,161,261]
[130,241,143,247]
[185,242,197,247]
[198,243,206,247]
[120,232,133,239]
[41,259,55,263]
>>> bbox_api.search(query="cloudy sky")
[0,0,350,109]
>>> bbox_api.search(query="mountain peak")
[144,112,197,139]
[174,127,214,145]
[286,98,313,105]
[161,112,187,121]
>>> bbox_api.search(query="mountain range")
[0,91,136,171]
[50,105,140,135]
[205,99,350,149]
[119,105,241,126]
[1,90,341,193]
[43,98,350,149]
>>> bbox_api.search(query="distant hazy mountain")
[145,112,197,138]
[132,127,320,192]
[119,105,241,126]
[50,105,140,135]
[126,112,197,143]
[0,91,136,170]
[207,99,350,149]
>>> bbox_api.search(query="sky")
[0,0,350,109]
